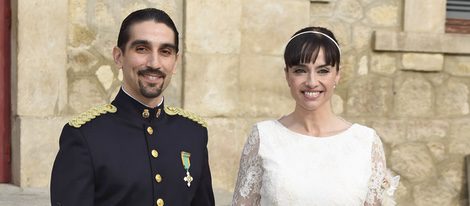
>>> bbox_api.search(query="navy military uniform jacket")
[51,89,215,206]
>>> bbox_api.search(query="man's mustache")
[137,67,166,78]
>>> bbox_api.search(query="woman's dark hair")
[284,27,340,71]
[117,8,179,53]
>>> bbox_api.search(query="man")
[51,8,215,206]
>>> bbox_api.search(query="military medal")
[181,151,193,187]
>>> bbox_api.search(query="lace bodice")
[232,120,399,206]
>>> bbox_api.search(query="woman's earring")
[334,83,337,89]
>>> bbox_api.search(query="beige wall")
[12,0,470,205]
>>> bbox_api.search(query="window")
[446,0,470,33]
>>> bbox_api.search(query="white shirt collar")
[121,86,163,108]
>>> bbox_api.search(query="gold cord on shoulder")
[164,106,207,127]
[68,104,117,128]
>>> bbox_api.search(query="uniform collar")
[112,88,166,122]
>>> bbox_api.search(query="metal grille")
[447,0,470,19]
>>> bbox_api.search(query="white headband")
[287,31,341,54]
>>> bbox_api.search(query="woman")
[232,27,399,206]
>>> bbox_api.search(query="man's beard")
[138,81,163,98]
[137,67,166,98]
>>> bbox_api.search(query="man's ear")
[172,53,179,74]
[113,46,123,69]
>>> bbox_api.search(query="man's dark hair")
[117,8,179,53]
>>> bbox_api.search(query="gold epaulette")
[68,104,117,128]
[164,106,207,128]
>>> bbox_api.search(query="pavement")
[0,184,49,206]
[0,184,232,206]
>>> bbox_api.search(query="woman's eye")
[317,68,330,74]
[291,67,306,73]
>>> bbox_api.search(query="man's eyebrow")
[160,43,177,51]
[128,40,177,51]
[128,39,150,48]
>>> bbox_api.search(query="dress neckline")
[273,120,357,140]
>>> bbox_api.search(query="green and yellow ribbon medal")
[181,151,193,187]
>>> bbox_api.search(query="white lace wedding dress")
[232,120,399,206]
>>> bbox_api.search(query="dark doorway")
[0,0,11,183]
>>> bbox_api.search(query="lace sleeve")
[232,126,263,206]
[364,133,400,206]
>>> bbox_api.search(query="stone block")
[68,48,99,73]
[450,118,470,139]
[402,53,443,71]
[332,94,344,115]
[310,0,336,17]
[426,142,446,162]
[440,160,465,192]
[17,0,68,116]
[357,56,368,75]
[163,60,183,107]
[390,143,436,183]
[406,120,449,142]
[352,25,372,50]
[241,0,310,55]
[449,118,470,155]
[69,0,87,24]
[371,120,407,145]
[404,0,446,33]
[183,53,239,117]
[374,31,470,54]
[91,32,117,61]
[394,75,433,117]
[92,0,118,32]
[346,75,393,116]
[395,179,413,206]
[436,80,469,116]
[239,54,294,117]
[308,20,351,52]
[140,0,183,32]
[412,180,457,206]
[335,0,363,23]
[12,116,70,187]
[365,4,399,27]
[206,117,261,192]
[337,55,356,85]
[95,65,115,90]
[186,0,242,54]
[425,73,450,86]
[371,53,397,75]
[69,77,107,113]
[69,24,97,48]
[445,55,470,77]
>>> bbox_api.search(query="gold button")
[142,109,150,118]
[156,109,161,118]
[147,126,153,135]
[155,174,162,183]
[156,198,164,206]
[151,150,159,158]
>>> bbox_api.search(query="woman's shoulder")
[349,123,380,143]
[254,119,278,128]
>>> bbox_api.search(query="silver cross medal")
[184,171,193,187]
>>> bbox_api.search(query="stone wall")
[12,0,184,187]
[12,0,470,205]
